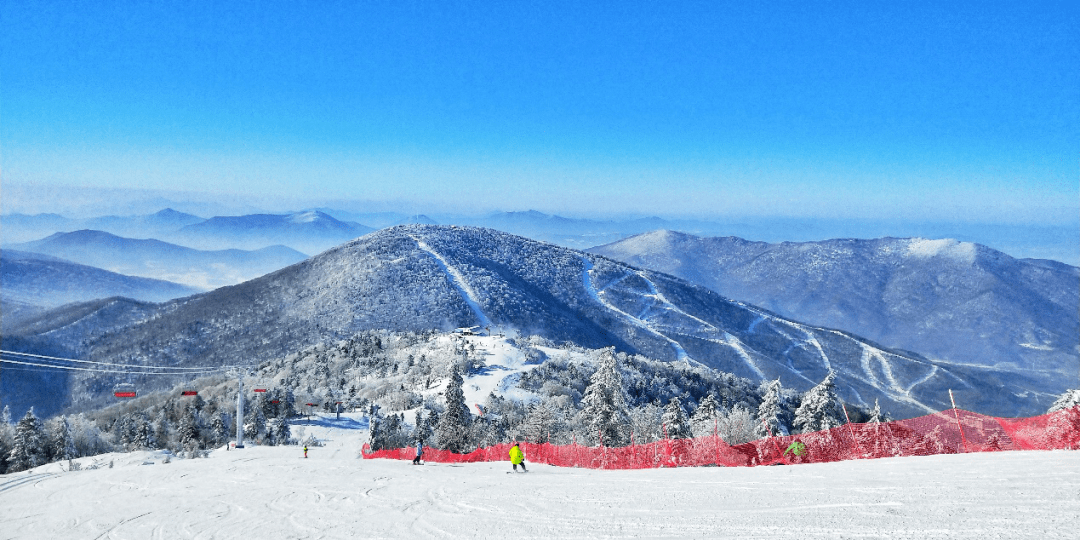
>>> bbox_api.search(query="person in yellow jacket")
[509,442,527,472]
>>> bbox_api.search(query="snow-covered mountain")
[11,225,1055,418]
[1,250,200,317]
[589,230,1080,407]
[10,230,307,290]
[172,211,374,254]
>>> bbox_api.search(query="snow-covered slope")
[591,230,1080,414]
[12,225,1033,418]
[3,414,1077,539]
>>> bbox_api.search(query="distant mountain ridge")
[172,211,373,254]
[10,230,308,290]
[2,208,374,256]
[11,225,1059,418]
[1,250,199,330]
[589,230,1079,407]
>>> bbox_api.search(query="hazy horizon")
[2,3,1076,260]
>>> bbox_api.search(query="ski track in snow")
[411,236,493,328]
[4,415,1079,539]
[580,257,690,362]
[630,271,767,377]
[744,306,938,413]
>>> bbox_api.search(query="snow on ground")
[3,414,1078,539]
[454,334,544,407]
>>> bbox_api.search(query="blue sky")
[2,1,1077,223]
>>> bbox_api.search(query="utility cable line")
[0,356,230,376]
[0,349,242,372]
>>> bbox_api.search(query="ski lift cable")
[0,355,230,375]
[0,357,228,376]
[0,349,243,371]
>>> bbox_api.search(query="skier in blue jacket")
[412,441,424,465]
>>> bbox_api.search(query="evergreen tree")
[690,394,722,438]
[435,369,473,453]
[210,413,230,446]
[8,408,46,473]
[154,410,171,450]
[756,379,789,437]
[1,406,15,473]
[266,418,289,446]
[48,417,77,461]
[868,399,883,424]
[412,410,433,444]
[179,406,201,448]
[1048,389,1080,414]
[661,397,692,439]
[522,402,559,444]
[579,350,631,447]
[793,373,845,434]
[244,407,266,444]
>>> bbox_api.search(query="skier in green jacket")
[509,442,527,472]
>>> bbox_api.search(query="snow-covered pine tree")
[756,379,788,438]
[48,416,77,461]
[690,394,722,438]
[661,397,692,439]
[412,410,433,444]
[718,406,759,445]
[629,402,664,444]
[129,414,154,450]
[522,402,559,444]
[8,408,46,473]
[179,406,201,448]
[868,399,883,424]
[435,369,473,453]
[244,406,266,444]
[266,418,287,446]
[1048,389,1080,413]
[0,406,14,473]
[154,410,170,450]
[793,372,845,434]
[210,412,230,446]
[579,350,631,447]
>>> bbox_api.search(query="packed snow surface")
[3,413,1077,539]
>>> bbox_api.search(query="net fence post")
[842,403,865,457]
[949,389,971,453]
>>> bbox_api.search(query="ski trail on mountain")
[580,257,689,362]
[743,306,833,373]
[743,306,938,413]
[411,236,493,329]
[632,271,766,378]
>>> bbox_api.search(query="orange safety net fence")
[362,406,1080,469]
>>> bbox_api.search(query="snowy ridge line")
[580,257,690,361]
[411,235,493,328]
